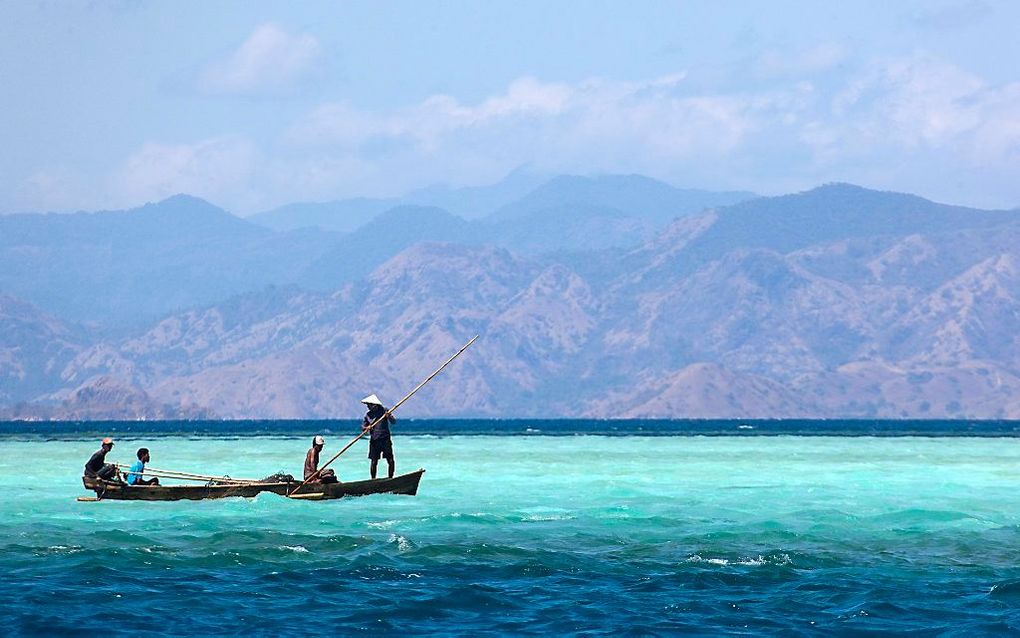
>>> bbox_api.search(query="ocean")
[2,420,1020,635]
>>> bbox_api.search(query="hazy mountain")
[248,172,754,237]
[298,206,473,291]
[248,167,549,232]
[58,244,547,418]
[5,183,1020,419]
[1,175,755,328]
[485,204,654,254]
[247,198,400,233]
[0,373,214,420]
[586,363,813,418]
[0,295,85,404]
[461,173,757,255]
[488,174,756,223]
[0,195,342,326]
[708,183,1013,268]
[403,165,551,219]
[580,187,1020,418]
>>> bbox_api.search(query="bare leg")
[386,456,395,479]
[370,459,378,479]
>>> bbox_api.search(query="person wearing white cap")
[361,394,396,479]
[303,435,337,484]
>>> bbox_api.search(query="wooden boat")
[80,468,425,502]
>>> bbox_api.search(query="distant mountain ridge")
[487,174,754,223]
[0,195,340,326]
[0,294,85,406]
[246,167,550,230]
[4,180,1020,419]
[298,205,471,291]
[1,173,756,322]
[247,197,401,233]
[248,173,755,232]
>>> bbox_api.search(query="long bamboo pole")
[126,472,253,485]
[115,464,259,484]
[143,467,258,482]
[289,335,478,496]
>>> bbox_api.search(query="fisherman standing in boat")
[362,394,396,479]
[84,437,121,481]
[304,435,338,483]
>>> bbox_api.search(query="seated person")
[304,435,338,483]
[84,437,121,481]
[125,447,159,486]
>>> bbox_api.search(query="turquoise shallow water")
[2,431,1020,635]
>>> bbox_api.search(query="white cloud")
[278,60,1019,207]
[281,73,818,197]
[288,74,766,161]
[78,56,1020,214]
[198,23,322,96]
[110,136,261,209]
[821,56,1020,163]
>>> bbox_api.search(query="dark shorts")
[369,437,393,460]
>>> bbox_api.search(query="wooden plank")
[287,492,325,500]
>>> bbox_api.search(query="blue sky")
[1,0,1018,214]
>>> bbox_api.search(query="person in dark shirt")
[303,435,337,483]
[361,394,396,479]
[84,437,120,481]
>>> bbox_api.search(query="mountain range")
[2,175,1019,420]
[0,174,753,326]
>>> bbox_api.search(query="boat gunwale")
[82,468,425,501]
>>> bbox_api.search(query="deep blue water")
[2,420,1020,635]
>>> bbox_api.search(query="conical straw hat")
[360,394,383,406]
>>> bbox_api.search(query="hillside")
[4,183,1020,419]
[246,167,547,230]
[0,195,341,326]
[1,175,755,326]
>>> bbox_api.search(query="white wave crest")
[389,534,413,552]
[684,553,791,567]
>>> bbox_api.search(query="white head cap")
[360,394,383,406]
[313,435,325,445]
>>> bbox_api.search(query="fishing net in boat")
[260,472,295,483]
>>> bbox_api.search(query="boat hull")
[82,469,425,502]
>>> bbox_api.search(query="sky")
[1,0,1018,215]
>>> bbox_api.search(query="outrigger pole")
[114,464,259,484]
[288,335,479,497]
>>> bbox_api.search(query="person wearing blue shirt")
[126,448,159,486]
